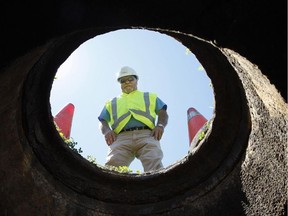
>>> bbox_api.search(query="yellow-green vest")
[105,90,157,134]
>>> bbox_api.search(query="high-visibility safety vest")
[105,90,157,134]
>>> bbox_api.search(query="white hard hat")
[116,66,139,82]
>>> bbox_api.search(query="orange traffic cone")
[54,103,75,138]
[187,107,207,146]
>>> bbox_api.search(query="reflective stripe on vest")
[110,92,156,133]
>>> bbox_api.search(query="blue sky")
[50,29,214,172]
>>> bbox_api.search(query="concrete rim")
[22,27,251,213]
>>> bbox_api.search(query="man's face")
[119,76,137,94]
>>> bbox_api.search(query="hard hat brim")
[117,75,138,82]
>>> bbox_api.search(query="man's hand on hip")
[105,130,117,145]
[151,126,164,141]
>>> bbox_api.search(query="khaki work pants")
[105,129,163,172]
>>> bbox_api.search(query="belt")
[120,126,150,133]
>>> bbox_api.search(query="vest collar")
[121,90,139,96]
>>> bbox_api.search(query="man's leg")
[135,130,164,172]
[105,133,135,168]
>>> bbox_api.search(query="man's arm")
[99,119,111,135]
[99,120,117,145]
[156,109,168,128]
[152,109,169,140]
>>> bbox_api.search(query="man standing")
[98,66,168,172]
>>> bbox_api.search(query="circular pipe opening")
[22,27,250,213]
[49,29,215,172]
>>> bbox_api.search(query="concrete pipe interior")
[22,27,250,214]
